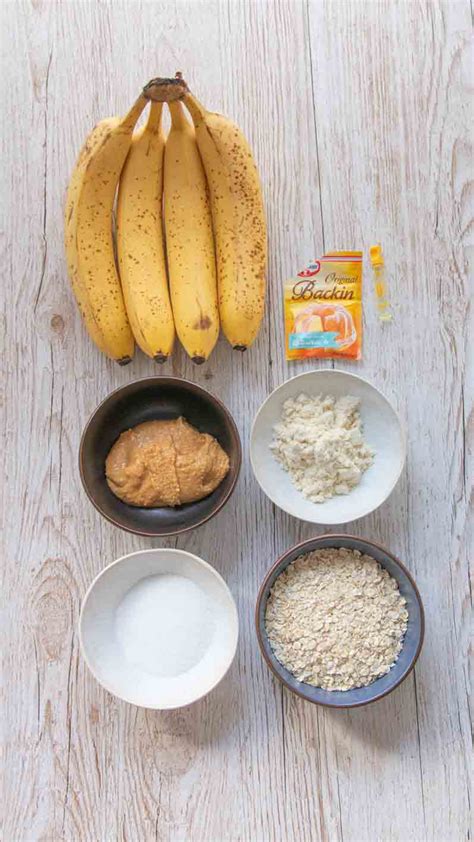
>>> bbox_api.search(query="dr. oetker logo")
[298,261,321,278]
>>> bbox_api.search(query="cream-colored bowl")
[250,370,406,525]
[79,549,239,709]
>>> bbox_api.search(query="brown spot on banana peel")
[193,315,212,330]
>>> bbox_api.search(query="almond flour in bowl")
[270,393,374,503]
[251,369,406,525]
[264,546,408,692]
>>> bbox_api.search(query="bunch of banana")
[64,75,267,365]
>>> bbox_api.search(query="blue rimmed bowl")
[256,534,424,708]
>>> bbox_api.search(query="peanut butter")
[105,417,229,507]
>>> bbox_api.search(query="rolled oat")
[265,547,408,691]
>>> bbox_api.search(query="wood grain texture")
[1,1,471,841]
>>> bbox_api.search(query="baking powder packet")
[284,251,362,360]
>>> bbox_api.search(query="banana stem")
[183,92,207,127]
[143,76,187,102]
[168,100,188,129]
[146,101,163,131]
[121,94,148,130]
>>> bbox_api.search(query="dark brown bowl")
[256,535,424,709]
[79,377,242,537]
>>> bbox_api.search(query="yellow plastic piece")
[369,244,392,322]
[369,245,384,267]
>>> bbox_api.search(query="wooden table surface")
[3,1,472,840]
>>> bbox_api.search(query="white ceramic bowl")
[79,549,239,709]
[250,370,405,525]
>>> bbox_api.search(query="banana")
[65,119,119,355]
[65,95,147,363]
[116,102,175,362]
[164,101,219,363]
[183,92,267,351]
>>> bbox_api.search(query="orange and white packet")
[284,251,362,360]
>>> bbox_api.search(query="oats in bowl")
[264,546,408,692]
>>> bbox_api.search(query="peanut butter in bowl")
[105,417,230,508]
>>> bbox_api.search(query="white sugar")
[115,574,215,677]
